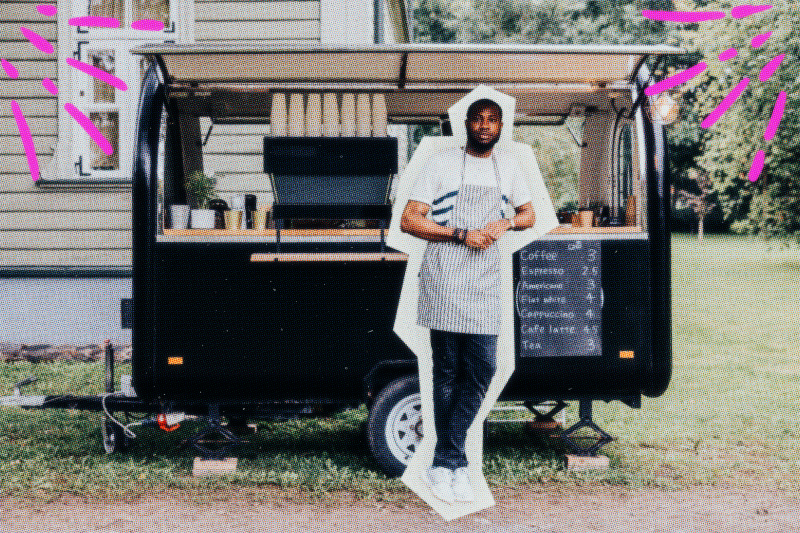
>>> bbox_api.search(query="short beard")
[467,134,500,154]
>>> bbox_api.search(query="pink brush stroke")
[64,103,114,155]
[11,100,41,181]
[42,77,58,95]
[642,10,725,22]
[20,26,54,54]
[68,16,121,28]
[751,31,772,47]
[132,19,165,31]
[645,62,707,96]
[759,53,785,82]
[747,150,765,182]
[731,5,772,18]
[701,77,750,129]
[1,58,19,78]
[66,58,128,91]
[36,4,57,16]
[764,91,786,141]
[718,48,738,61]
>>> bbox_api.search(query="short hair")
[466,98,502,121]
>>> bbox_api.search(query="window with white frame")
[65,0,181,180]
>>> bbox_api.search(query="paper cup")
[372,93,387,137]
[306,93,322,137]
[323,93,340,137]
[253,208,270,230]
[341,93,356,136]
[224,209,243,230]
[288,93,305,136]
[355,93,372,137]
[270,93,288,136]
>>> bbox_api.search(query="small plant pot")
[190,209,216,229]
[170,204,190,229]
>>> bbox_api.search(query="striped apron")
[418,150,503,335]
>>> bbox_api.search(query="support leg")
[558,400,614,457]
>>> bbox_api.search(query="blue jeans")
[430,329,497,470]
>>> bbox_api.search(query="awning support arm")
[398,52,408,89]
[628,55,665,120]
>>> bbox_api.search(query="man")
[400,98,536,504]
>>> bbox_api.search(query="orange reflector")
[620,350,634,359]
[167,356,183,365]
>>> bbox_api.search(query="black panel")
[120,298,133,329]
[264,137,398,175]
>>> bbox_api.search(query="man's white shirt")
[408,147,532,226]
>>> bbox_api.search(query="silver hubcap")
[385,393,422,465]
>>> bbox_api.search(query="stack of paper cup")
[340,93,356,137]
[372,93,387,137]
[288,93,305,136]
[323,93,340,137]
[306,93,322,137]
[355,93,372,137]
[270,93,287,136]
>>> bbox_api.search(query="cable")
[100,392,138,439]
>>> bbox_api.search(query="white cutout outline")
[386,85,560,521]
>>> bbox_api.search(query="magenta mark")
[1,58,19,78]
[132,19,165,31]
[11,100,41,181]
[719,48,738,61]
[751,31,772,47]
[701,77,750,129]
[42,77,58,95]
[747,150,765,182]
[66,58,128,91]
[764,91,786,141]
[20,26,54,54]
[68,16,121,28]
[759,53,785,82]
[64,103,114,155]
[645,62,707,96]
[642,10,725,22]
[36,4,57,16]
[732,5,772,18]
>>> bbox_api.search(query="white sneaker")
[452,467,474,502]
[423,467,454,504]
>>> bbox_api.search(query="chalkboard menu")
[516,240,602,357]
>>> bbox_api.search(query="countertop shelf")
[162,224,642,236]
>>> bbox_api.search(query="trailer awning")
[131,43,685,87]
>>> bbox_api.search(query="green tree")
[680,0,800,243]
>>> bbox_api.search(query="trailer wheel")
[101,414,128,454]
[367,375,421,477]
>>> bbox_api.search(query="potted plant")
[185,170,218,229]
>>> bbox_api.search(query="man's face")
[465,104,502,151]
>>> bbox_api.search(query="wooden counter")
[163,224,642,237]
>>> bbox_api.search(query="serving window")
[155,87,646,241]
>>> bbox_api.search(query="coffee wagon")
[3,43,683,475]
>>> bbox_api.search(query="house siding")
[0,0,322,270]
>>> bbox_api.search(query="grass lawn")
[1,233,798,501]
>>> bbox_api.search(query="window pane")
[133,0,169,26]
[90,112,120,170]
[89,49,116,104]
[88,0,123,25]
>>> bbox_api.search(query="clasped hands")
[464,219,513,249]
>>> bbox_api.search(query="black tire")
[367,375,421,477]
[101,414,128,454]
